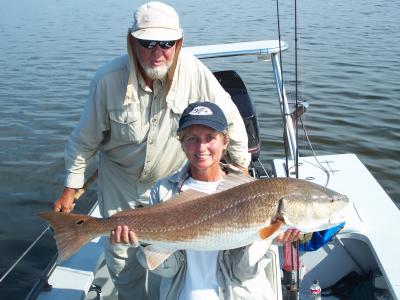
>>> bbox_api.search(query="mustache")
[144,63,170,80]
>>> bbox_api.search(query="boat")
[15,39,397,300]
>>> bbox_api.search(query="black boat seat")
[213,70,261,161]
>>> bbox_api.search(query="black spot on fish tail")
[38,211,96,262]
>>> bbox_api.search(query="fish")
[39,175,349,270]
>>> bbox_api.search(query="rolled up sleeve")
[229,239,273,281]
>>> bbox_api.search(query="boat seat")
[213,70,261,161]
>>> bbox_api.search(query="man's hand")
[111,225,139,246]
[53,187,76,213]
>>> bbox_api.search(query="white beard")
[144,63,169,80]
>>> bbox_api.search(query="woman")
[111,101,299,299]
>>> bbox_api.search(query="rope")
[300,118,331,187]
[0,227,49,283]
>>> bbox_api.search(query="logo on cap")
[189,106,213,116]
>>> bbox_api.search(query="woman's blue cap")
[178,101,228,133]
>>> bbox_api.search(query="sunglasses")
[136,39,176,49]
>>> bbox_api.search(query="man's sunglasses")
[136,39,176,49]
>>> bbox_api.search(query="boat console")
[213,70,261,161]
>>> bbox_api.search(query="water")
[0,0,399,298]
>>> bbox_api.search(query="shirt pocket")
[169,104,184,137]
[109,104,143,143]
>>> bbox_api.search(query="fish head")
[278,179,350,233]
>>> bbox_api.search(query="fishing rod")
[294,0,299,180]
[0,170,98,284]
[275,0,290,178]
[294,0,301,295]
[275,0,302,298]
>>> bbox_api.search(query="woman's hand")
[110,225,139,246]
[274,229,301,244]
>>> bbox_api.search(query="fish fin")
[258,219,283,240]
[216,173,256,192]
[38,212,96,262]
[142,245,175,271]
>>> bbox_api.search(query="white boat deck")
[36,153,400,300]
[273,153,400,299]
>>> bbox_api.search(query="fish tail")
[39,211,97,262]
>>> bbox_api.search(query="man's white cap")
[131,1,183,41]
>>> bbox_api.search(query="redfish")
[39,176,349,270]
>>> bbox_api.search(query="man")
[53,1,250,300]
